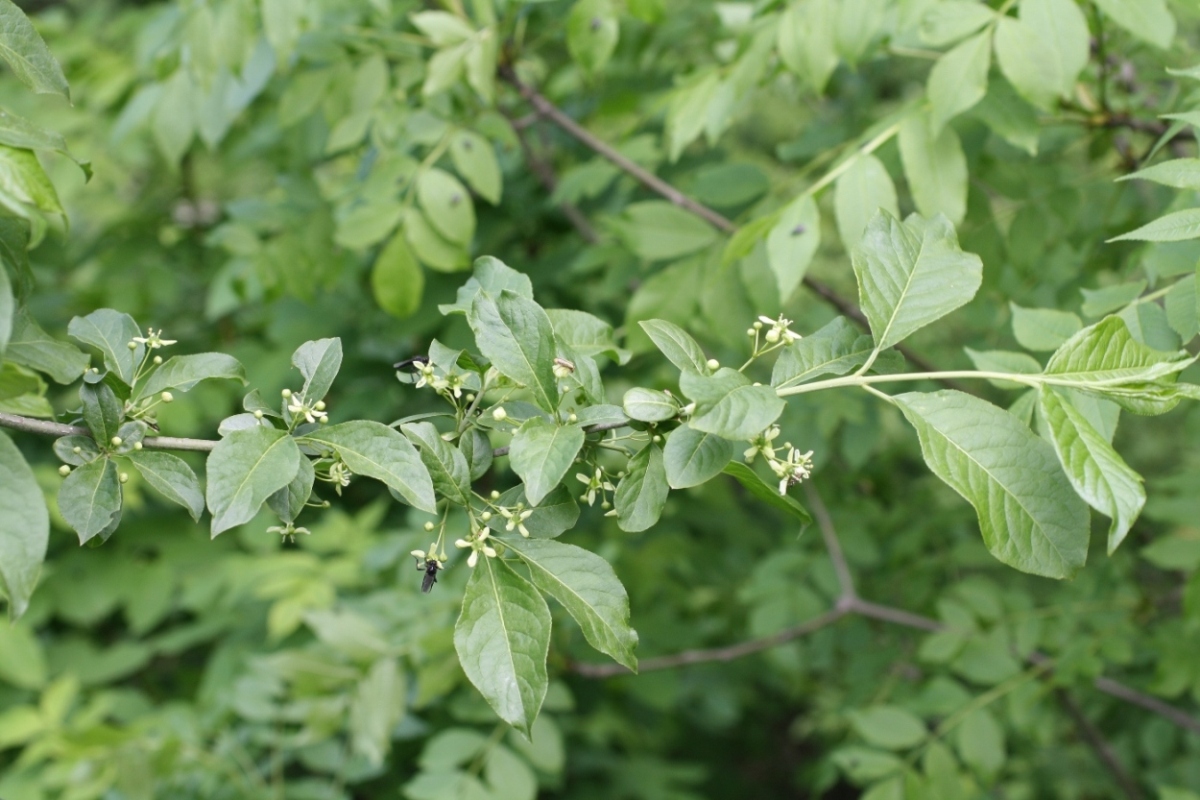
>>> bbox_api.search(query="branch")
[498,67,962,387]
[504,108,601,244]
[0,411,217,452]
[1055,689,1145,800]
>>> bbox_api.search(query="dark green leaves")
[0,430,47,618]
[401,421,472,505]
[79,382,122,444]
[1039,388,1144,554]
[615,443,668,532]
[852,211,982,352]
[721,462,812,525]
[59,457,121,544]
[663,424,735,489]
[205,426,301,536]
[567,0,619,74]
[0,256,10,360]
[0,0,70,99]
[503,538,637,671]
[507,418,585,506]
[127,451,205,522]
[302,421,436,513]
[372,230,424,319]
[6,309,88,384]
[136,353,245,400]
[68,309,143,385]
[680,368,784,440]
[454,556,550,736]
[469,290,559,412]
[292,338,342,403]
[892,390,1089,578]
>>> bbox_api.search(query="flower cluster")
[577,467,616,507]
[268,522,311,543]
[497,504,534,537]
[410,541,447,565]
[132,328,177,350]
[755,315,801,345]
[455,527,498,568]
[744,425,814,495]
[283,389,328,424]
[413,362,468,399]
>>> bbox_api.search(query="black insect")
[419,558,443,593]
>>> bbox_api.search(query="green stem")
[777,369,1044,397]
[801,120,903,199]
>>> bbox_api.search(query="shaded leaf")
[663,424,735,489]
[615,443,668,532]
[127,450,205,522]
[507,418,585,506]
[0,430,47,618]
[301,421,436,513]
[58,457,121,544]
[206,426,301,536]
[680,367,785,440]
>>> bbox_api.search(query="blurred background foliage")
[4,0,1200,797]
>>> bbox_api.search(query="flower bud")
[119,472,129,484]
[281,388,292,398]
[58,465,70,477]
[128,341,138,350]
[161,391,174,403]
[72,446,82,454]
[111,436,123,446]
[254,410,264,419]
[746,328,756,336]
[319,416,328,424]
[490,490,500,500]
[706,358,719,370]
[765,328,780,343]
[568,413,578,423]
[133,441,143,451]
[424,521,435,531]
[481,511,492,522]
[153,355,163,365]
[492,406,507,421]
[315,401,326,411]
[753,321,763,330]
[652,435,662,443]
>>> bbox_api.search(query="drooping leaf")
[459,427,493,482]
[301,421,436,513]
[503,537,637,671]
[777,0,838,94]
[507,418,585,506]
[79,382,122,445]
[680,367,785,440]
[468,290,559,412]
[772,317,872,388]
[127,450,206,522]
[891,390,1089,578]
[663,424,735,489]
[0,430,47,618]
[1043,316,1190,387]
[205,426,301,536]
[58,457,122,544]
[1039,387,1144,554]
[0,0,69,98]
[927,30,990,134]
[450,129,502,205]
[454,556,550,737]
[1091,0,1175,49]
[68,309,143,386]
[266,454,315,525]
[851,211,983,352]
[1010,303,1082,351]
[898,111,968,224]
[638,319,709,374]
[721,461,812,524]
[418,168,475,245]
[371,230,424,318]
[567,0,619,74]
[615,443,669,532]
[834,153,899,252]
[401,421,473,505]
[6,308,89,384]
[766,194,821,301]
[291,338,342,403]
[956,708,1006,779]
[136,353,245,400]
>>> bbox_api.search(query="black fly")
[419,558,443,593]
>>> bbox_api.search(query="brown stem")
[0,411,217,452]
[1055,689,1145,800]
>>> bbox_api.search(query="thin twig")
[505,109,601,243]
[498,66,963,387]
[0,411,217,452]
[805,482,856,603]
[1055,689,1145,800]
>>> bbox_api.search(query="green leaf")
[994,17,1057,109]
[371,230,424,318]
[1117,158,1200,190]
[68,309,143,385]
[663,424,736,489]
[721,461,812,524]
[638,319,709,374]
[507,418,585,506]
[964,348,1042,390]
[972,75,1040,156]
[0,430,47,619]
[622,387,679,422]
[766,194,821,301]
[127,450,205,522]
[615,443,669,532]
[405,207,470,273]
[205,426,301,536]
[1166,275,1197,341]
[1043,316,1189,386]
[546,308,630,365]
[1010,303,1082,351]
[58,457,122,544]
[1039,387,1145,554]
[410,11,474,46]
[919,1,995,46]
[1080,281,1146,318]
[486,485,580,539]
[440,255,533,316]
[772,317,872,388]
[0,0,69,98]
[0,107,88,177]
[927,30,990,134]
[53,434,99,466]
[454,556,550,737]
[266,453,314,524]
[136,353,245,400]
[891,390,1089,578]
[680,368,785,440]
[831,747,903,784]
[955,708,1005,779]
[849,705,928,750]
[899,111,968,225]
[615,201,720,261]
[777,0,838,94]
[1092,0,1175,49]
[664,72,720,163]
[468,290,559,412]
[401,421,472,505]
[0,621,45,688]
[79,382,122,445]
[503,537,637,671]
[7,308,88,384]
[567,0,619,74]
[300,421,436,513]
[459,428,493,482]
[835,153,899,252]
[1109,210,1200,243]
[851,211,983,351]
[450,130,502,205]
[0,262,9,362]
[418,168,475,245]
[292,338,342,403]
[350,658,405,767]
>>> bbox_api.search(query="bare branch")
[0,411,217,452]
[804,482,856,603]
[1055,689,1145,800]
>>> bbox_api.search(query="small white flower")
[132,328,177,349]
[468,550,479,568]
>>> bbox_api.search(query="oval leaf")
[0,430,47,618]
[663,424,735,489]
[301,421,436,513]
[206,426,301,536]
[507,418,586,506]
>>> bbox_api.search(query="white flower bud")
[765,328,780,343]
[119,472,129,484]
[424,521,435,531]
[133,441,143,451]
[72,446,82,454]
[481,511,492,522]
[490,490,501,500]
[281,388,292,398]
[127,341,138,350]
[161,391,174,403]
[254,410,264,419]
[492,406,507,421]
[706,358,719,370]
[111,436,123,446]
[568,413,578,423]
[58,465,70,477]
[314,401,326,411]
[153,355,163,365]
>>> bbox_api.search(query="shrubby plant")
[3,0,1200,796]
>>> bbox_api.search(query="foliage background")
[4,0,1200,797]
